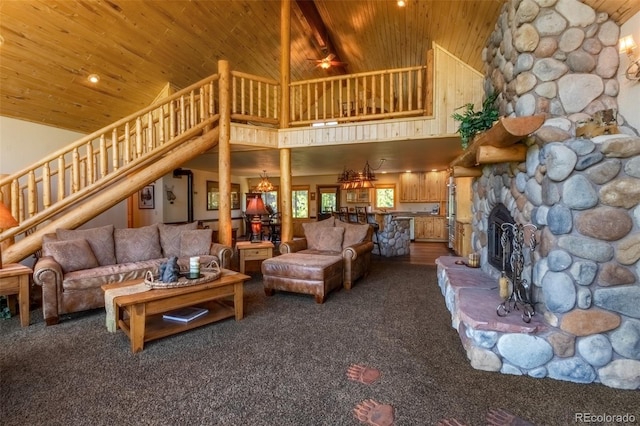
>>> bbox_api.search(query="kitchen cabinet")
[399,171,448,203]
[399,173,420,202]
[426,171,447,201]
[433,216,447,239]
[414,216,447,241]
[454,221,472,257]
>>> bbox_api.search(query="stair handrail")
[0,117,218,243]
[0,74,221,188]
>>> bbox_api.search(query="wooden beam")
[452,166,482,177]
[294,0,347,74]
[476,144,527,164]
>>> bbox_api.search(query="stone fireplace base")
[436,256,639,390]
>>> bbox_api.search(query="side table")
[236,241,274,274]
[0,263,33,327]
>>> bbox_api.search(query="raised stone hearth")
[443,0,640,390]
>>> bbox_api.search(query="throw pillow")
[40,233,59,258]
[158,222,199,258]
[336,222,370,247]
[57,224,116,266]
[114,224,161,264]
[315,226,345,252]
[180,229,213,257]
[302,217,336,250]
[44,239,100,273]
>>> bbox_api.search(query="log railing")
[230,71,279,125]
[288,65,429,126]
[0,62,431,254]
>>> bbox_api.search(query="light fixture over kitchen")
[337,159,385,189]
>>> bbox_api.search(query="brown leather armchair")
[279,219,374,289]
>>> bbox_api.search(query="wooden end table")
[0,263,32,327]
[102,269,250,353]
[236,241,274,274]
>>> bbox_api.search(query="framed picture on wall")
[207,181,219,210]
[207,181,241,210]
[139,185,155,209]
[231,183,240,209]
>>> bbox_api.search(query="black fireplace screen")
[488,203,515,272]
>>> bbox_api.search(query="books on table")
[162,307,208,323]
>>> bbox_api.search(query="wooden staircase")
[0,74,223,265]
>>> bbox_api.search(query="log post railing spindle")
[42,164,51,209]
[27,171,36,219]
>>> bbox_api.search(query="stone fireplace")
[438,0,640,390]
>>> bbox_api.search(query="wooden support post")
[280,148,292,242]
[218,59,232,247]
[425,49,434,116]
[476,144,527,164]
[280,0,293,242]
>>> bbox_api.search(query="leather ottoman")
[261,253,343,303]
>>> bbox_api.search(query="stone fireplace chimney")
[467,0,640,389]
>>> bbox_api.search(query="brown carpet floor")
[1,260,638,425]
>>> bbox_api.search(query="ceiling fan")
[308,53,347,70]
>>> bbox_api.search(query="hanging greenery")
[451,93,499,149]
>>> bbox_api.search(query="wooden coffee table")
[102,269,250,353]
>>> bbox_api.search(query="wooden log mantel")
[477,144,527,164]
[450,114,545,168]
[452,166,483,177]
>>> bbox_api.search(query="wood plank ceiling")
[1,1,639,175]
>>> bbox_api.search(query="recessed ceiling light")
[397,0,406,7]
[88,74,100,84]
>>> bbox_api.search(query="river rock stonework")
[377,215,410,257]
[439,0,640,390]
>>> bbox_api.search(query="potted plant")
[451,93,499,149]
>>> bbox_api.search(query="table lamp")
[246,194,268,243]
[0,203,19,269]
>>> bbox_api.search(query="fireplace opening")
[488,203,515,272]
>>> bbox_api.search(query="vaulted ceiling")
[1,1,639,176]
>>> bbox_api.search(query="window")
[262,188,278,214]
[292,185,310,218]
[375,184,395,209]
[318,186,338,214]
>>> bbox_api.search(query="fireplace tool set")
[496,222,537,323]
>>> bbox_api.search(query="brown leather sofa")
[33,223,233,325]
[279,217,374,289]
